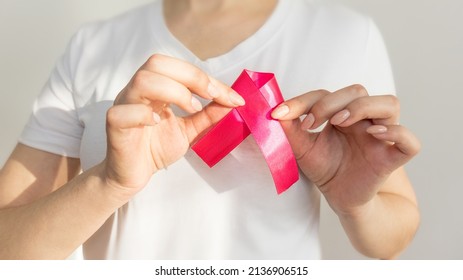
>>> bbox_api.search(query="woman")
[0,0,420,259]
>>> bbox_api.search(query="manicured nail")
[229,91,245,106]
[191,96,203,111]
[301,113,315,130]
[272,105,289,119]
[152,112,161,124]
[331,109,350,126]
[367,125,388,134]
[207,82,219,98]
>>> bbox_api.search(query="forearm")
[0,163,130,259]
[337,192,420,259]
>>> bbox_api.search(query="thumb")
[279,118,315,160]
[184,102,233,144]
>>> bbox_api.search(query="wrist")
[332,196,377,224]
[91,162,140,207]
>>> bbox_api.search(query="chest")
[164,4,276,60]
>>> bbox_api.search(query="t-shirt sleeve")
[19,32,84,158]
[362,19,396,95]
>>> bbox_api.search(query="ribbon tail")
[191,109,250,167]
[234,71,299,193]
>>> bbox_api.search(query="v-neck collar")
[149,0,294,75]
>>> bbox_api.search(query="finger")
[125,70,203,114]
[271,89,330,120]
[306,84,369,129]
[330,95,400,127]
[209,76,246,107]
[184,102,234,144]
[367,124,421,157]
[141,54,245,107]
[106,104,159,130]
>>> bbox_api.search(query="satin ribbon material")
[192,70,299,194]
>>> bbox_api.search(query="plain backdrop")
[1,0,462,259]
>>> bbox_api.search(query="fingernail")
[152,112,161,124]
[331,109,350,126]
[301,113,315,130]
[229,91,245,106]
[191,96,203,112]
[272,105,289,119]
[367,125,388,134]
[207,82,219,98]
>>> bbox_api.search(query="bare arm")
[0,55,242,259]
[0,144,129,259]
[337,167,420,259]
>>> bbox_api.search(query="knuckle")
[314,89,331,98]
[130,70,151,91]
[349,84,369,97]
[415,139,422,154]
[388,95,401,112]
[287,98,309,116]
[411,142,421,156]
[312,90,332,115]
[318,89,331,95]
[106,106,119,126]
[297,90,330,114]
[291,97,307,109]
[146,54,165,71]
[408,138,422,157]
[352,96,371,111]
[311,99,330,117]
[306,89,331,108]
[406,128,422,155]
[187,67,208,87]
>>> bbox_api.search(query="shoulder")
[71,2,157,50]
[300,0,373,40]
[54,2,161,106]
[60,1,160,89]
[276,1,392,92]
[286,0,381,59]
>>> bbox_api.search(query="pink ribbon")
[192,70,299,194]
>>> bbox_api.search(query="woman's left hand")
[271,84,421,215]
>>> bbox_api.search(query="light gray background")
[0,0,461,259]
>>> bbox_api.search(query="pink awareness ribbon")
[192,70,299,194]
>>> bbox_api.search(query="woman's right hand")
[102,54,245,194]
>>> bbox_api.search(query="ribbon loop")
[192,70,299,194]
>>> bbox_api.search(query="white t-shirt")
[19,0,395,259]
